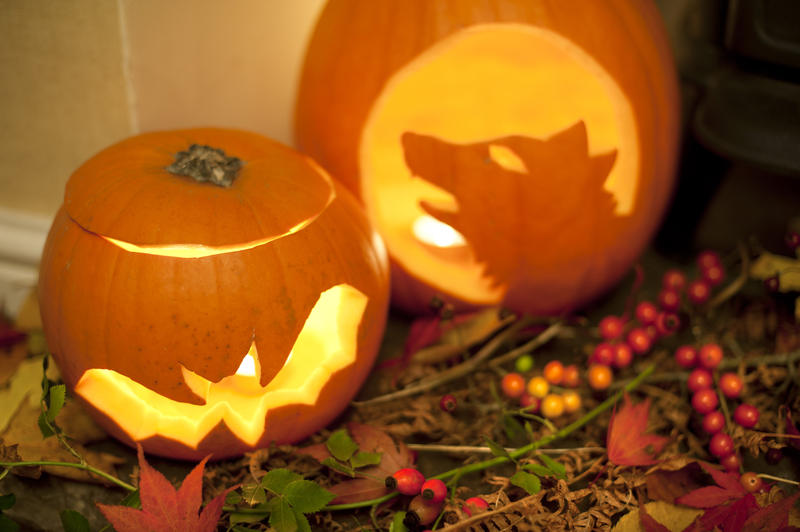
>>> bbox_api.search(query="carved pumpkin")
[295,0,680,315]
[38,128,390,460]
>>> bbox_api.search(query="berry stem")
[0,460,136,492]
[756,473,800,486]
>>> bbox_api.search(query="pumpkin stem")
[166,144,243,187]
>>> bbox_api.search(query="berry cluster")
[679,342,760,470]
[501,359,582,419]
[386,468,447,527]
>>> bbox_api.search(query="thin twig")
[709,242,749,308]
[757,473,800,486]
[488,321,565,368]
[352,316,545,406]
[0,460,135,492]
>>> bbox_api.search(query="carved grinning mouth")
[74,284,368,448]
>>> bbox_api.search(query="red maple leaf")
[299,423,415,504]
[97,445,233,532]
[607,393,668,466]
[676,462,800,532]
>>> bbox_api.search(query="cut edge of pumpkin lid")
[64,128,336,254]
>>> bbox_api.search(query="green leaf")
[46,384,66,423]
[502,414,524,440]
[37,411,55,439]
[119,489,140,509]
[510,471,541,495]
[60,509,90,532]
[0,514,20,532]
[523,464,554,477]
[0,494,14,511]
[538,454,567,479]
[326,429,358,462]
[225,491,243,505]
[267,498,297,532]
[261,469,302,494]
[240,484,267,506]
[321,457,355,477]
[283,480,335,514]
[483,435,514,462]
[229,506,269,525]
[350,451,382,469]
[389,511,409,532]
[293,509,312,532]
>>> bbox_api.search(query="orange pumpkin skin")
[38,128,390,460]
[295,0,680,316]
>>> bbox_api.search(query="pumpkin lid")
[64,128,334,249]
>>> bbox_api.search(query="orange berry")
[501,372,526,399]
[543,360,564,385]
[526,376,549,399]
[562,391,582,413]
[540,394,565,419]
[561,364,581,388]
[587,364,613,390]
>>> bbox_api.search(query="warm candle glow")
[235,352,257,377]
[412,215,466,248]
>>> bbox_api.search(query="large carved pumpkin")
[295,0,680,315]
[38,128,390,460]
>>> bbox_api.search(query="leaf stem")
[0,461,135,492]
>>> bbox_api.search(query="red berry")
[635,301,659,325]
[501,373,526,399]
[786,230,800,251]
[519,393,540,413]
[662,269,687,292]
[692,388,719,414]
[627,328,652,355]
[657,288,681,312]
[687,368,713,392]
[674,345,698,368]
[386,468,425,495]
[702,411,725,434]
[739,472,763,492]
[599,315,625,340]
[406,495,443,527]
[561,364,581,388]
[709,432,734,458]
[698,343,723,370]
[591,342,615,366]
[733,404,759,429]
[439,394,457,413]
[462,497,489,517]
[612,343,633,369]
[702,264,725,287]
[764,275,780,293]
[765,448,784,465]
[655,311,680,336]
[720,452,740,472]
[421,478,447,503]
[687,279,711,305]
[697,250,721,270]
[718,373,743,398]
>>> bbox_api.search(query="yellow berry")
[562,391,582,413]
[587,364,613,391]
[526,376,549,399]
[540,394,565,419]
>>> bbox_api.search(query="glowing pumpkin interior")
[360,23,640,305]
[76,283,366,448]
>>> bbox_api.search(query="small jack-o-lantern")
[295,0,680,315]
[38,128,390,460]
